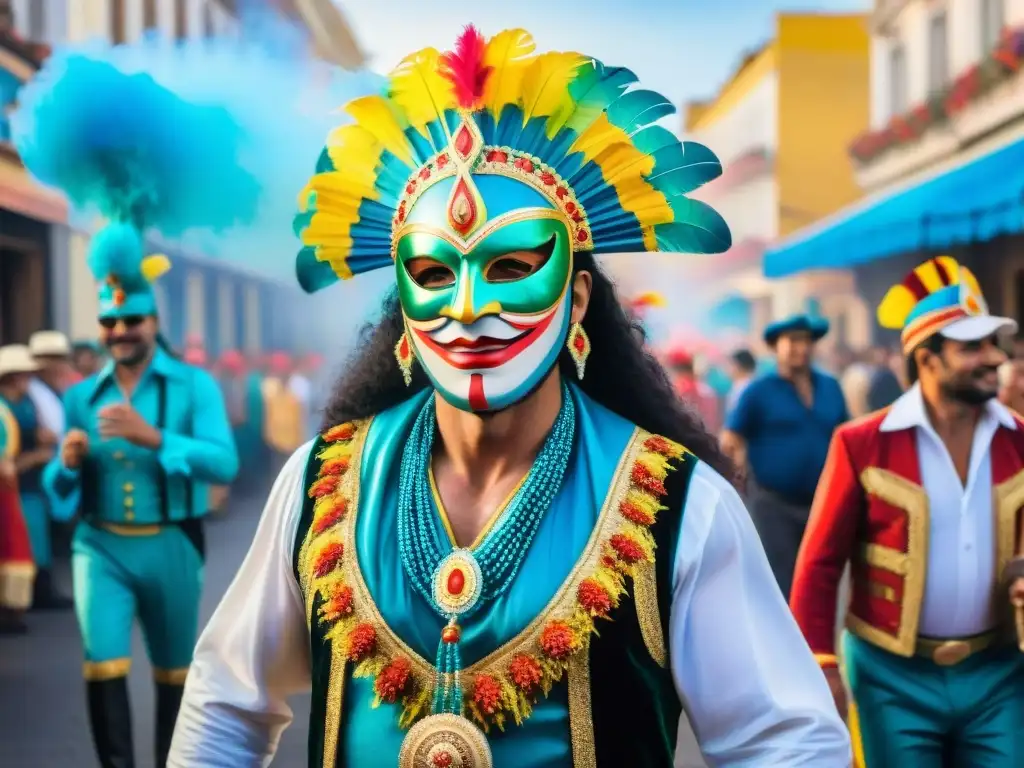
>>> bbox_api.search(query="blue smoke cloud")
[18,1,384,281]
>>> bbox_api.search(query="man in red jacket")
[790,256,1024,765]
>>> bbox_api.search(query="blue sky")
[336,0,870,128]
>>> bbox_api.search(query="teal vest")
[292,387,696,767]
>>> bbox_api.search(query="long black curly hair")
[321,252,735,480]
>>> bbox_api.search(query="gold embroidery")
[461,432,685,731]
[993,469,1024,598]
[298,422,686,742]
[850,467,929,656]
[153,666,190,685]
[634,561,666,667]
[866,582,897,602]
[323,642,347,768]
[859,543,909,575]
[567,650,597,768]
[83,658,131,681]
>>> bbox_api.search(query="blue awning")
[764,137,1024,278]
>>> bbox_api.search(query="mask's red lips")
[414,312,558,370]
[439,334,527,352]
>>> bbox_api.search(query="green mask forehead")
[395,212,573,323]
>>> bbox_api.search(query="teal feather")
[315,148,335,173]
[646,142,723,195]
[606,90,676,135]
[296,245,339,293]
[631,125,679,156]
[564,61,637,133]
[656,198,732,254]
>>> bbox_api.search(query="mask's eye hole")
[405,257,456,289]
[484,235,556,283]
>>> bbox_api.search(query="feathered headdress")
[294,25,731,292]
[12,53,260,317]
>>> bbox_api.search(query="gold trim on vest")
[850,467,929,657]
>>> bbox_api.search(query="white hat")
[28,330,71,358]
[0,345,40,377]
[940,314,1018,343]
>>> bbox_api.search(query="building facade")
[5,0,365,356]
[765,0,1024,347]
[0,7,63,346]
[684,13,871,350]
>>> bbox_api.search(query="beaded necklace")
[396,383,576,716]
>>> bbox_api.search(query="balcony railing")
[849,26,1024,166]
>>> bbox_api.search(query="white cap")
[28,330,71,358]
[940,314,1018,342]
[0,345,40,377]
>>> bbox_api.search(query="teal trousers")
[844,631,1024,767]
[21,491,51,568]
[72,522,204,681]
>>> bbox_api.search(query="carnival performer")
[790,256,1024,766]
[13,53,249,767]
[721,311,848,598]
[0,346,38,635]
[169,26,850,768]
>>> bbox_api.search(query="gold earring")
[395,331,415,386]
[566,322,590,380]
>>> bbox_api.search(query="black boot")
[155,682,184,767]
[31,569,73,611]
[86,678,135,768]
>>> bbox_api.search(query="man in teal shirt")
[44,225,238,768]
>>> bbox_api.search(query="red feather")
[440,25,493,110]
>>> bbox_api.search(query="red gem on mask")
[453,124,475,159]
[447,177,478,234]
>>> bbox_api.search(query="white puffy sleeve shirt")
[168,443,851,767]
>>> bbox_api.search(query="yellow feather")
[605,176,673,228]
[343,96,414,166]
[482,28,536,116]
[593,143,656,186]
[519,52,588,137]
[877,284,918,329]
[140,254,171,283]
[568,113,631,161]
[388,47,455,137]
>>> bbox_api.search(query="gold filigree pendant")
[398,713,493,768]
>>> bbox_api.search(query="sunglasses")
[98,315,146,330]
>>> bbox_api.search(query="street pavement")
[0,490,708,768]
[0,488,311,768]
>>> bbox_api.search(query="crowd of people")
[0,330,326,636]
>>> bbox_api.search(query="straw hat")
[0,345,41,377]
[28,330,71,358]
